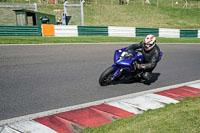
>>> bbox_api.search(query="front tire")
[99,66,116,86]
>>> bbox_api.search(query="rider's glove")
[127,53,133,57]
[136,63,145,69]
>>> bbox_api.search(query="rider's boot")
[133,71,144,82]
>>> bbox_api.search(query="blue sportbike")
[99,47,163,86]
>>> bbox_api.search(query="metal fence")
[64,1,85,25]
[1,0,199,8]
[84,0,200,8]
[0,3,37,11]
[74,0,200,8]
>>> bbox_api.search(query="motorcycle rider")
[127,34,161,82]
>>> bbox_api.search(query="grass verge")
[0,36,200,44]
[81,97,200,133]
[84,3,200,29]
[1,0,200,28]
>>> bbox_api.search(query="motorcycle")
[99,47,163,86]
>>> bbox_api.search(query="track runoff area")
[0,79,200,133]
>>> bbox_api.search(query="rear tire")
[99,66,116,86]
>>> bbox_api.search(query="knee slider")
[142,72,151,81]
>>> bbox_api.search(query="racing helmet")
[143,34,156,51]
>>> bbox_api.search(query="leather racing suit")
[127,41,161,81]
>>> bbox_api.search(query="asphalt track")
[0,43,200,121]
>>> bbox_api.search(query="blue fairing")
[112,47,163,79]
[114,47,127,63]
[158,51,163,62]
[116,57,136,67]
[114,48,144,66]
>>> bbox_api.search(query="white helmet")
[143,34,156,51]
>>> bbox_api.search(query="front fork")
[112,64,142,81]
[111,65,123,81]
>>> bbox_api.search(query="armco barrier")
[198,30,200,38]
[159,28,180,38]
[0,26,41,36]
[136,28,159,37]
[54,25,78,37]
[180,30,198,37]
[78,26,108,36]
[0,25,199,38]
[108,26,136,37]
[42,24,55,37]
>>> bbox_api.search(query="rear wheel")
[99,66,116,86]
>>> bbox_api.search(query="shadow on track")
[112,73,161,86]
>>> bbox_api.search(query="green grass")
[81,97,200,133]
[0,36,200,44]
[84,2,200,29]
[0,0,200,29]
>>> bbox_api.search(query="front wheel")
[99,66,116,86]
